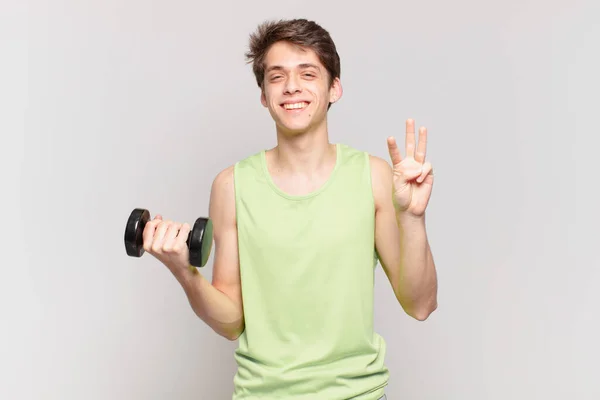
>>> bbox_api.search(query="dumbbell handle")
[138,220,194,247]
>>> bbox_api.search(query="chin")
[277,123,312,136]
[273,115,311,133]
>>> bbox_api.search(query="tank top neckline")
[260,143,342,201]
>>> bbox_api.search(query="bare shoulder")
[209,165,236,223]
[369,154,392,177]
[368,154,393,210]
[211,164,235,196]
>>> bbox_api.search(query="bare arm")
[171,165,244,340]
[370,155,438,320]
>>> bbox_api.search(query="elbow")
[400,279,438,321]
[224,329,243,341]
[224,332,240,341]
[401,296,437,321]
[221,321,245,341]
[410,302,437,321]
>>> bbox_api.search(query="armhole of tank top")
[364,151,376,214]
[232,161,240,226]
[364,151,380,266]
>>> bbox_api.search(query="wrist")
[168,262,199,286]
[396,210,425,226]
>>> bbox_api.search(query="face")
[260,41,342,135]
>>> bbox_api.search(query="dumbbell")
[124,208,213,268]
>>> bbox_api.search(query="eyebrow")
[266,63,321,73]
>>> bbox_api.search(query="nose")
[284,74,302,94]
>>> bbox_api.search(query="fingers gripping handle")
[124,208,213,267]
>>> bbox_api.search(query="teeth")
[283,102,308,110]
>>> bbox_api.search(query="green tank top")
[231,143,389,399]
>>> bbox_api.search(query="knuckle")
[164,240,177,252]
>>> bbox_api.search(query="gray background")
[3,0,599,398]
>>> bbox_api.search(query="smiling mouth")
[281,101,310,110]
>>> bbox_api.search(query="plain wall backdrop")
[4,0,599,398]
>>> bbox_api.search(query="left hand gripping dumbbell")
[124,208,213,267]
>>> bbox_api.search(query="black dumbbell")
[124,208,213,268]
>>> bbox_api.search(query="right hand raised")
[142,214,192,272]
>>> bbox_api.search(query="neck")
[271,119,335,175]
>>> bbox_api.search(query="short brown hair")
[245,18,341,89]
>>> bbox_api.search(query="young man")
[143,18,437,400]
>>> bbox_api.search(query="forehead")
[264,41,324,71]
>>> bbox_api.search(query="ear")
[329,77,343,104]
[260,88,267,107]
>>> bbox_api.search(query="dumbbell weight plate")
[189,217,213,268]
[124,208,150,258]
